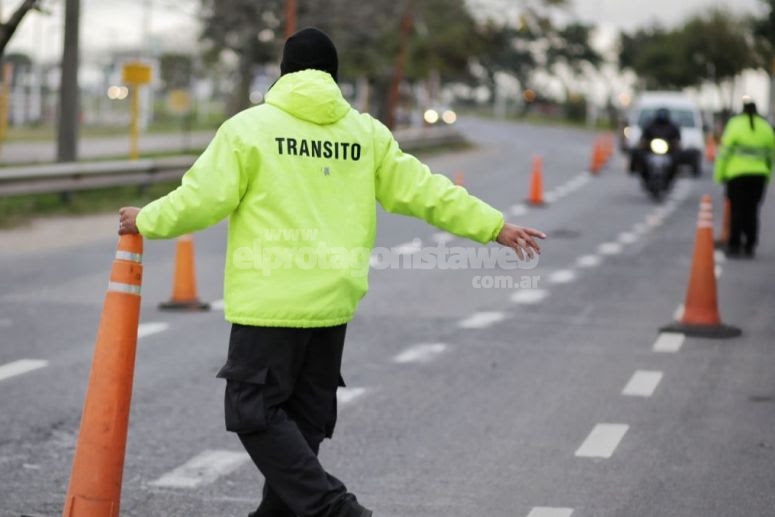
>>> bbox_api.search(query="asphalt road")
[1,117,774,517]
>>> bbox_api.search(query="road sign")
[167,89,192,115]
[122,62,152,85]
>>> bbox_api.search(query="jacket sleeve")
[372,120,504,244]
[136,124,248,239]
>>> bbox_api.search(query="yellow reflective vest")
[714,113,775,183]
[136,70,504,327]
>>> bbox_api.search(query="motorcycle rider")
[631,108,682,185]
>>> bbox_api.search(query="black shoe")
[248,502,296,517]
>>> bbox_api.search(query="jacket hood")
[265,70,351,125]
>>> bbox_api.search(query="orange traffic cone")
[454,171,465,187]
[589,140,604,175]
[63,235,144,517]
[661,195,741,338]
[714,198,731,249]
[526,155,545,206]
[705,135,717,162]
[159,234,210,311]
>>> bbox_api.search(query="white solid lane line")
[337,387,367,405]
[576,255,602,268]
[137,322,170,339]
[0,359,49,382]
[653,332,685,353]
[150,449,251,489]
[211,299,225,311]
[621,370,663,397]
[575,423,629,459]
[458,311,507,329]
[548,269,576,284]
[393,343,448,364]
[511,289,550,304]
[527,508,574,517]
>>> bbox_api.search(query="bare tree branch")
[0,0,41,59]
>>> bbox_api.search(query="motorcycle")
[640,138,673,201]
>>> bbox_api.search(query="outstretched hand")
[496,223,546,261]
[118,207,141,235]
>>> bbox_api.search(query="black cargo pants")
[216,323,358,517]
[726,175,767,254]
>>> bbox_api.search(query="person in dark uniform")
[118,27,545,517]
[715,97,774,258]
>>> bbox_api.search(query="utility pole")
[285,0,297,38]
[386,0,413,130]
[57,0,80,162]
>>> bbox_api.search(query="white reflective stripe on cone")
[108,281,142,295]
[115,251,143,263]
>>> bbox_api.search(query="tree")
[619,26,697,90]
[199,0,283,113]
[0,0,43,60]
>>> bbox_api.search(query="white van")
[622,92,706,176]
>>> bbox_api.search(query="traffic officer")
[715,96,774,258]
[118,27,545,517]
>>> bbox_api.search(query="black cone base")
[159,299,210,311]
[660,321,742,339]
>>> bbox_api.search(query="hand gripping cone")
[62,235,144,517]
[159,234,210,311]
[661,195,741,338]
[526,155,545,206]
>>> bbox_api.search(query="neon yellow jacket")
[137,70,504,327]
[714,113,775,183]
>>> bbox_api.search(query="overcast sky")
[5,0,766,61]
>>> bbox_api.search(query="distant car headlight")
[650,138,669,155]
[441,110,457,124]
[424,109,440,124]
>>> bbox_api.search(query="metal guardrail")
[0,126,465,198]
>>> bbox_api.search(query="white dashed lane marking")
[137,322,170,339]
[575,423,629,459]
[150,449,251,489]
[432,232,455,244]
[527,508,574,517]
[621,370,663,397]
[653,332,685,353]
[673,304,685,321]
[337,387,367,405]
[211,299,225,311]
[618,232,638,244]
[510,204,529,217]
[576,255,602,268]
[511,289,550,304]
[548,269,576,285]
[598,242,623,255]
[458,311,507,329]
[393,343,447,364]
[392,239,422,255]
[0,359,49,382]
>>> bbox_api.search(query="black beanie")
[280,27,338,81]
